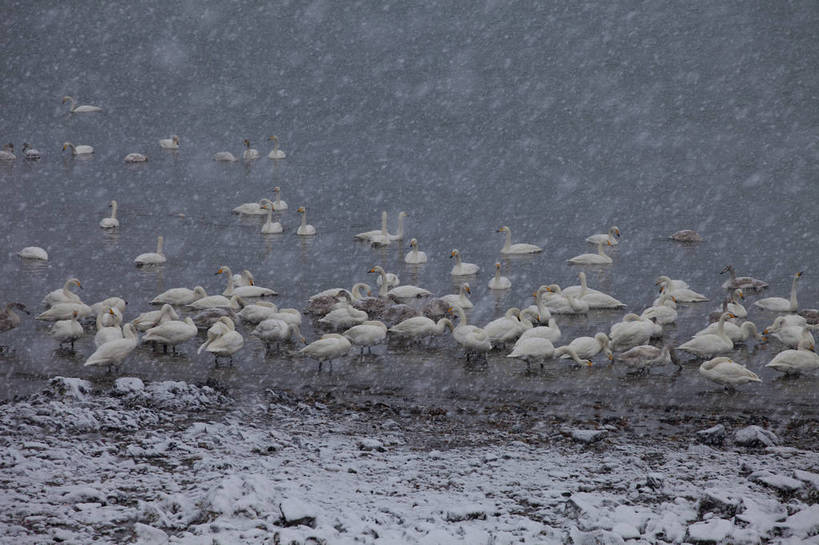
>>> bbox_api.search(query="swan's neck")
[452,306,467,326]
[494,268,502,282]
[265,207,273,223]
[741,322,759,340]
[394,214,404,238]
[67,97,77,110]
[455,253,463,267]
[63,279,74,293]
[223,268,235,294]
[272,137,279,152]
[123,325,137,341]
[434,318,453,334]
[351,283,368,300]
[96,312,104,330]
[300,211,307,228]
[789,276,799,310]
[377,270,388,298]
[502,229,512,252]
[729,267,738,283]
[519,312,534,329]
[597,242,606,256]
[579,273,588,298]
[410,245,419,259]
[156,236,164,254]
[548,319,560,335]
[559,347,586,365]
[717,315,729,339]
[110,201,118,220]
[567,294,582,311]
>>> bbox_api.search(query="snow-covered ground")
[1,377,817,544]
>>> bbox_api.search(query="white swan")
[488,262,511,290]
[151,285,207,306]
[654,275,690,290]
[678,312,736,357]
[0,143,15,161]
[567,241,612,265]
[404,238,428,264]
[232,269,255,287]
[267,135,286,159]
[657,278,708,302]
[497,225,542,255]
[132,304,179,331]
[144,317,198,354]
[507,337,555,367]
[441,283,473,310]
[586,226,621,246]
[449,305,492,357]
[135,236,166,266]
[84,324,139,368]
[124,153,148,163]
[298,334,351,369]
[62,142,94,155]
[518,318,561,344]
[36,302,92,321]
[252,320,303,349]
[22,143,40,160]
[213,151,238,162]
[62,96,102,113]
[296,206,316,236]
[542,285,589,314]
[388,211,408,241]
[766,336,819,375]
[94,308,124,347]
[17,246,48,261]
[763,320,815,348]
[242,139,260,160]
[187,294,242,311]
[42,278,83,306]
[90,297,126,319]
[232,198,270,215]
[484,308,537,345]
[699,357,761,388]
[100,200,119,229]
[388,316,453,341]
[376,271,400,288]
[257,308,302,328]
[721,289,747,318]
[355,211,388,242]
[344,320,388,353]
[556,333,612,364]
[271,186,288,211]
[261,199,283,234]
[720,265,768,290]
[198,320,244,362]
[616,345,673,370]
[50,310,83,350]
[609,314,662,350]
[562,272,625,309]
[237,301,279,323]
[318,303,368,329]
[159,135,180,149]
[640,293,677,325]
[754,272,802,312]
[450,249,480,276]
[217,265,277,297]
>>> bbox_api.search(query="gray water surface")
[2,2,818,426]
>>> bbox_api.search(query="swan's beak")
[761,336,768,342]
[449,251,455,258]
[738,290,744,299]
[797,271,803,277]
[465,286,471,294]
[607,353,613,361]
[585,360,593,367]
[76,282,83,289]
[215,268,224,275]
[762,329,769,335]
[367,267,376,273]
[108,308,115,315]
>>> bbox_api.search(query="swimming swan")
[586,226,621,246]
[441,283,473,310]
[62,96,102,113]
[497,225,542,255]
[62,142,94,156]
[260,199,283,234]
[296,207,316,236]
[720,264,768,290]
[159,135,180,149]
[450,249,480,276]
[405,238,428,264]
[134,236,166,266]
[562,272,625,309]
[217,265,277,297]
[124,153,148,163]
[678,312,736,357]
[567,241,612,265]
[242,139,260,160]
[43,278,83,307]
[100,200,119,229]
[488,262,512,290]
[754,272,802,312]
[267,135,286,159]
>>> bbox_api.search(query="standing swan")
[135,236,166,266]
[497,225,542,255]
[568,241,613,265]
[296,207,316,236]
[62,142,94,156]
[699,357,761,389]
[62,96,102,113]
[678,312,736,357]
[268,135,286,159]
[100,200,119,229]
[449,305,492,359]
[84,324,139,369]
[754,272,802,312]
[556,333,612,364]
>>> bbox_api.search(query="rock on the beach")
[696,424,725,446]
[699,488,743,517]
[357,438,386,452]
[734,425,779,447]
[114,377,145,395]
[566,428,607,444]
[749,470,804,493]
[611,522,640,540]
[134,522,169,545]
[444,504,488,522]
[686,518,734,543]
[569,527,626,545]
[776,504,819,538]
[49,377,92,400]
[279,498,318,528]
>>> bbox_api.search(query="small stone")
[686,518,733,543]
[749,471,804,493]
[734,425,779,447]
[566,428,607,444]
[444,504,487,522]
[114,377,145,395]
[357,438,385,452]
[134,522,169,545]
[611,522,640,540]
[696,424,725,446]
[699,489,743,518]
[278,499,317,528]
[49,377,92,400]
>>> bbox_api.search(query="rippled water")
[2,2,818,424]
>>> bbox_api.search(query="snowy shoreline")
[1,377,817,544]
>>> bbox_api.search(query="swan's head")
[172,135,180,145]
[462,283,471,294]
[409,238,418,248]
[733,289,744,301]
[611,226,621,237]
[215,266,231,276]
[243,138,251,148]
[398,211,408,218]
[62,142,72,151]
[297,206,305,213]
[71,310,79,319]
[22,142,30,151]
[273,186,281,193]
[795,271,803,279]
[497,226,509,233]
[495,262,501,271]
[8,302,29,314]
[450,249,459,259]
[720,264,733,275]
[545,284,561,294]
[3,143,13,152]
[268,135,279,143]
[61,96,72,104]
[367,266,385,274]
